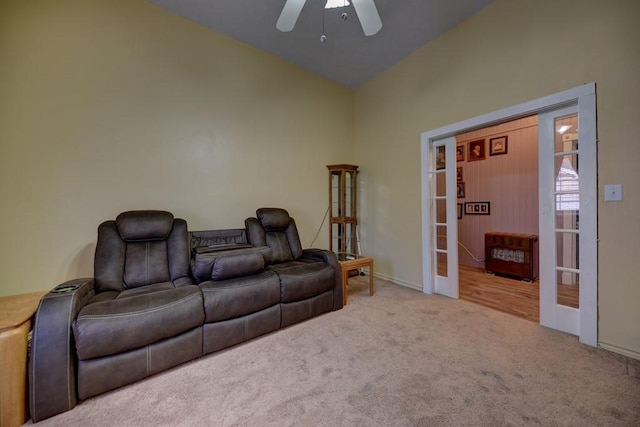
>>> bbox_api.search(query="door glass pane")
[554,114,579,308]
[437,252,448,277]
[436,171,446,197]
[554,115,579,153]
[435,146,446,171]
[555,153,579,212]
[557,271,579,308]
[556,211,579,230]
[556,232,579,271]
[436,199,447,223]
[436,225,447,250]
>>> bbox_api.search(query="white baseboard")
[598,342,640,361]
[372,272,422,292]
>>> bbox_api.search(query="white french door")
[538,101,597,345]
[424,136,458,298]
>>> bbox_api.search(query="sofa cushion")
[116,281,174,298]
[199,270,281,322]
[269,259,335,303]
[123,240,171,288]
[116,210,174,242]
[213,253,263,281]
[266,232,294,263]
[73,285,204,360]
[191,246,273,284]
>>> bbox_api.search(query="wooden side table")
[337,255,374,305]
[0,291,47,427]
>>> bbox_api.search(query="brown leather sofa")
[29,209,342,422]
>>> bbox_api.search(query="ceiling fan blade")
[276,0,306,32]
[351,0,382,36]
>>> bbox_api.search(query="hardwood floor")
[458,264,579,323]
[459,264,540,322]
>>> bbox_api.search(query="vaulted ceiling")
[147,0,496,89]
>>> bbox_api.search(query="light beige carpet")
[28,278,640,426]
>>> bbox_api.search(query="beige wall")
[0,0,354,296]
[354,0,640,356]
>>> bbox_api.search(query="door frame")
[420,83,597,346]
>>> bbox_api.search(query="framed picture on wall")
[457,167,463,182]
[464,202,490,215]
[457,182,465,198]
[467,139,486,161]
[456,144,465,162]
[457,203,463,219]
[489,136,508,156]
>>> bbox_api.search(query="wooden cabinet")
[485,232,538,281]
[327,164,358,255]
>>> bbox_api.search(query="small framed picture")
[465,203,474,214]
[457,203,463,219]
[467,139,486,161]
[457,182,465,198]
[457,167,463,182]
[489,136,508,156]
[456,144,465,162]
[464,202,490,215]
[435,146,446,170]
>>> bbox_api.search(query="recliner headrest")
[116,210,174,241]
[256,208,291,231]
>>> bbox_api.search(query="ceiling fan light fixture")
[325,0,350,9]
[278,0,381,36]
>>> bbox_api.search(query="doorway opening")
[454,115,543,322]
[420,84,597,346]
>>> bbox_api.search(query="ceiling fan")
[277,0,382,36]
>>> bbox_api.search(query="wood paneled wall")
[455,116,539,268]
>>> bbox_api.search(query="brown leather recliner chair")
[245,208,343,327]
[29,211,205,422]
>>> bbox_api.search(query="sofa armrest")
[303,249,343,311]
[29,278,95,422]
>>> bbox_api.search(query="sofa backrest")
[94,210,192,292]
[245,208,303,264]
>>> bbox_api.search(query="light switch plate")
[604,184,623,201]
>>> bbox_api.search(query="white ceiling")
[146,0,497,89]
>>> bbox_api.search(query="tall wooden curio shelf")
[327,164,359,255]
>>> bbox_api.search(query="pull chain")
[320,6,327,43]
